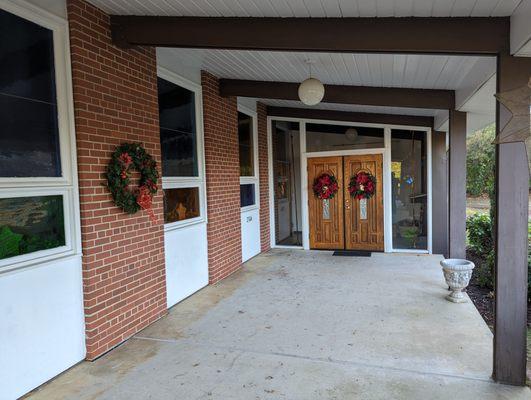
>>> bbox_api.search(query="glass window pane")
[0,195,65,261]
[238,112,254,176]
[306,124,384,152]
[240,183,255,207]
[163,187,200,223]
[391,130,428,250]
[272,120,302,246]
[158,78,198,177]
[0,10,61,177]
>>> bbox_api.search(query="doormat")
[332,250,372,257]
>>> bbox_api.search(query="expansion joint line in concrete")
[132,335,493,384]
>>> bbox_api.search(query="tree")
[466,124,495,197]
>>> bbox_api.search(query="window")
[306,124,384,153]
[158,77,198,177]
[163,188,200,224]
[238,109,258,209]
[157,70,205,228]
[0,9,61,177]
[238,112,254,176]
[240,184,255,208]
[391,129,428,251]
[0,195,65,260]
[0,6,77,270]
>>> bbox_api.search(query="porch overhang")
[103,5,531,388]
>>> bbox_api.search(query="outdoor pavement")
[26,250,531,399]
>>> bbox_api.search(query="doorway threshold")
[332,250,372,257]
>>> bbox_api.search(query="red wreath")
[312,173,339,200]
[348,171,376,200]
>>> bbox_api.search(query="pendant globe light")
[298,60,325,106]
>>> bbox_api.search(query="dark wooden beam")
[431,130,449,257]
[222,80,454,110]
[448,110,467,259]
[266,106,433,127]
[110,16,509,55]
[493,52,531,386]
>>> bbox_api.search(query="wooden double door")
[308,154,384,251]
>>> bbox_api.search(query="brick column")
[257,102,270,252]
[201,71,242,283]
[67,0,166,359]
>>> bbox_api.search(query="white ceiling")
[164,48,482,90]
[93,0,506,133]
[158,47,497,132]
[87,0,522,17]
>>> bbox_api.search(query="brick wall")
[201,71,242,283]
[257,102,270,252]
[67,0,166,359]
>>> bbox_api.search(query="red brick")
[67,0,166,360]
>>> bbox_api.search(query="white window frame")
[267,116,432,254]
[238,105,260,212]
[0,0,81,273]
[157,67,207,231]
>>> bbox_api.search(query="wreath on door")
[348,171,376,200]
[106,143,159,223]
[312,173,339,200]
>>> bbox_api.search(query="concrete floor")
[27,250,531,400]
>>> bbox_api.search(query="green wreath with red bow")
[106,143,159,223]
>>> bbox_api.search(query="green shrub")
[466,214,531,299]
[466,213,492,254]
[466,213,494,289]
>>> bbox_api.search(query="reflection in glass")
[163,187,200,223]
[391,130,427,250]
[0,195,65,260]
[240,184,255,207]
[238,112,254,176]
[272,120,302,246]
[158,78,198,177]
[306,124,384,152]
[0,9,61,177]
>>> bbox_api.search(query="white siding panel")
[1,256,85,400]
[165,223,209,308]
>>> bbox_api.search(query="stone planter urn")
[440,259,475,303]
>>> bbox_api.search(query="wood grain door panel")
[308,156,344,249]
[344,154,384,251]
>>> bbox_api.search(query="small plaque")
[360,198,368,220]
[322,199,330,220]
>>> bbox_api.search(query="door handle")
[345,198,350,210]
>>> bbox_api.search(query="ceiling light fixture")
[298,60,325,106]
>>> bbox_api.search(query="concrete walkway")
[27,250,530,399]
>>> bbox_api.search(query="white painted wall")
[165,223,209,307]
[0,2,85,399]
[24,0,66,18]
[511,0,531,56]
[0,256,85,400]
[241,208,261,262]
[157,60,210,309]
[157,48,202,85]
